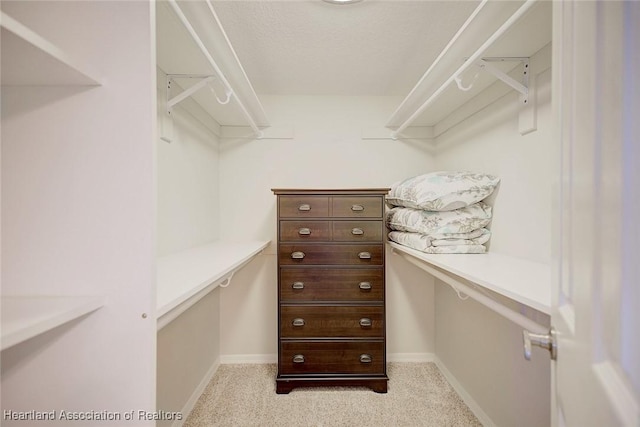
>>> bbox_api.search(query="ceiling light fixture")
[322,0,363,4]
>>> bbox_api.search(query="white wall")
[433,52,553,427]
[1,1,156,424]
[218,95,437,360]
[156,291,220,427]
[156,73,220,257]
[435,67,553,264]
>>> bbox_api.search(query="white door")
[552,1,639,426]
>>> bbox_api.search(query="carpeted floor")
[184,362,482,427]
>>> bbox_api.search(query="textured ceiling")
[211,0,481,96]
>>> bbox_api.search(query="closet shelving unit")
[388,0,552,139]
[156,240,270,330]
[389,243,550,333]
[155,0,272,330]
[156,0,269,139]
[386,0,552,332]
[0,10,105,352]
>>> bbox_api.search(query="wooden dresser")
[272,188,390,394]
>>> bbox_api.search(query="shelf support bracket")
[476,57,530,104]
[455,57,530,103]
[166,74,234,114]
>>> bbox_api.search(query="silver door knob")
[523,327,557,361]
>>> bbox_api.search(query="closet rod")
[391,0,538,140]
[394,250,548,335]
[167,0,264,139]
[203,0,268,121]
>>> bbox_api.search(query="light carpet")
[184,362,482,427]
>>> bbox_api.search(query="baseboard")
[432,356,497,427]
[220,353,277,364]
[387,352,436,363]
[172,357,220,427]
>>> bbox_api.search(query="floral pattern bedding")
[386,203,492,235]
[386,171,500,211]
[389,231,487,254]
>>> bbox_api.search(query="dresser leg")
[276,381,294,394]
[369,380,388,393]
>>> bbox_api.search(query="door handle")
[523,327,557,361]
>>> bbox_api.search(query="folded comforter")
[389,231,487,254]
[386,203,492,235]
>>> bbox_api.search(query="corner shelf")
[156,240,270,330]
[1,11,101,86]
[389,242,550,332]
[387,0,551,137]
[156,1,268,135]
[1,296,105,351]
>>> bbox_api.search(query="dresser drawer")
[279,196,329,218]
[280,340,385,375]
[279,244,383,265]
[280,305,384,338]
[332,221,383,242]
[332,196,383,218]
[280,221,330,242]
[280,267,384,301]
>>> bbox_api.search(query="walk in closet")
[4,1,636,426]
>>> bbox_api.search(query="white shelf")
[0,11,101,86]
[156,240,270,330]
[387,0,551,133]
[389,242,550,315]
[1,296,105,351]
[156,1,268,128]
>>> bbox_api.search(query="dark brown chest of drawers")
[272,188,389,394]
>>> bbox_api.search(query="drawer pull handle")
[292,282,305,290]
[358,252,372,259]
[298,227,311,235]
[298,204,311,211]
[359,282,372,290]
[293,354,305,364]
[351,228,364,235]
[351,204,365,212]
[291,251,305,259]
[292,318,305,327]
[360,354,372,364]
[359,318,372,327]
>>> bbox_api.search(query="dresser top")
[272,188,390,195]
